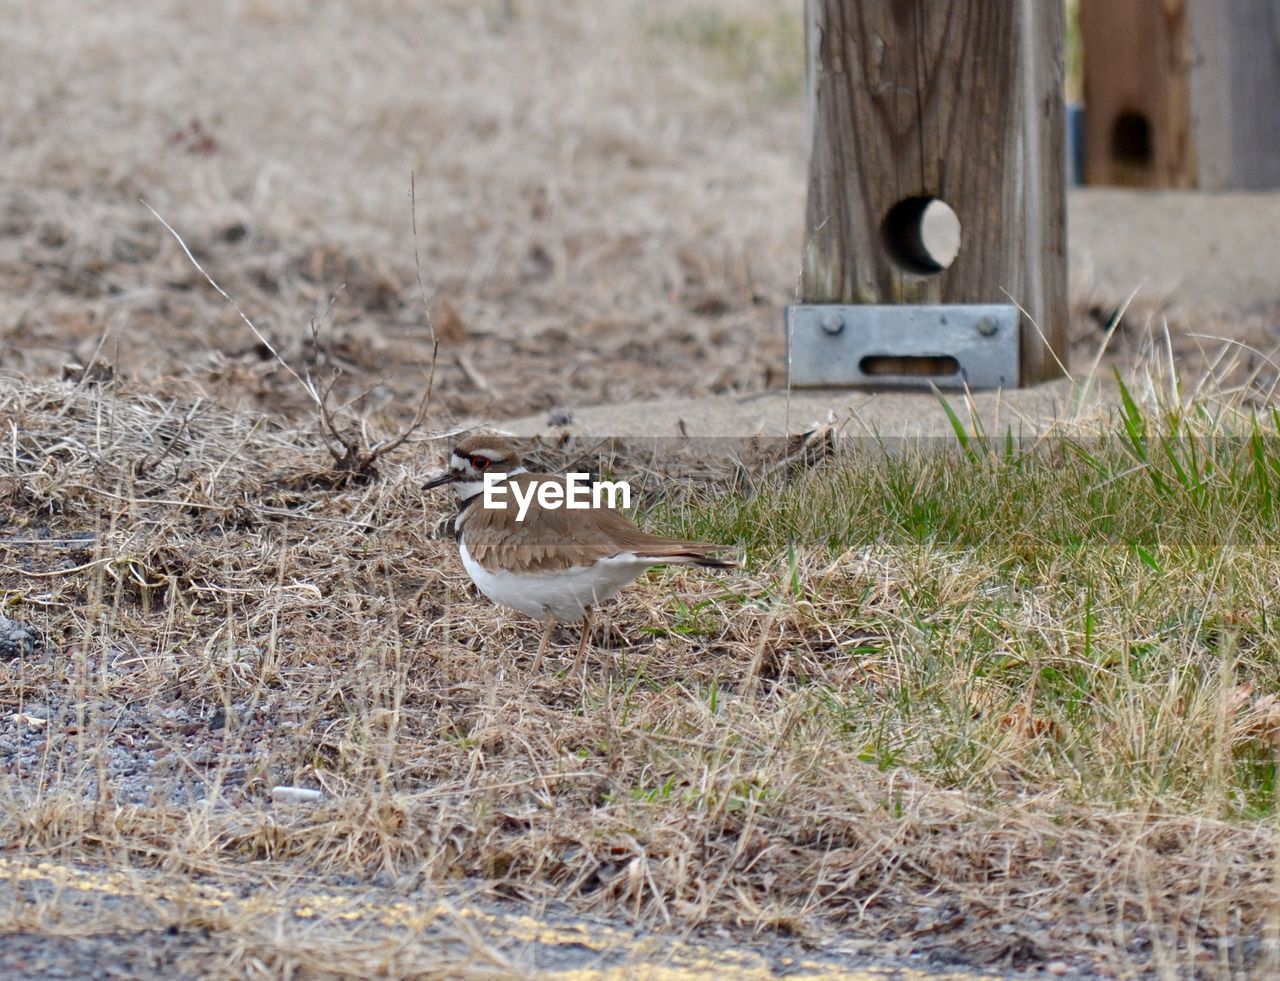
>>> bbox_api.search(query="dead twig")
[142,188,440,485]
[142,199,321,407]
[308,174,441,481]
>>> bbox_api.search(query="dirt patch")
[4,2,1274,437]
[0,0,809,429]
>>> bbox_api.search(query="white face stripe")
[453,467,524,500]
[452,447,520,474]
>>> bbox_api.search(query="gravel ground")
[0,932,199,980]
[1,638,298,808]
[0,616,39,661]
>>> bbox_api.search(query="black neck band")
[454,491,483,540]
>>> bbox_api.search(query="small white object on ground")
[271,786,324,804]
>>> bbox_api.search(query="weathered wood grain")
[802,0,1067,386]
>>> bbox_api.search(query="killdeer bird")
[424,433,735,673]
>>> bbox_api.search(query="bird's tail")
[686,551,738,570]
[637,543,738,570]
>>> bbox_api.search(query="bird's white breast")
[458,538,652,622]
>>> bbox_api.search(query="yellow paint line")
[0,857,996,980]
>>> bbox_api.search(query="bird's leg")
[571,606,593,676]
[532,611,556,671]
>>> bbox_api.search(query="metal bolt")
[820,311,845,335]
[975,315,999,337]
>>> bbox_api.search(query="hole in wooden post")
[881,197,961,275]
[860,355,961,377]
[1111,111,1153,168]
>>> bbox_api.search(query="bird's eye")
[471,456,490,470]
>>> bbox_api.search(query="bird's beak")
[422,470,456,491]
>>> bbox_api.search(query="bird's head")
[423,433,524,500]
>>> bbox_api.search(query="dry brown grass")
[5,372,1280,977]
[5,1,1280,976]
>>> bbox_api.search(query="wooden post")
[802,0,1068,387]
[1081,0,1280,190]
[1079,0,1196,188]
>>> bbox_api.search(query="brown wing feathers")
[459,473,735,574]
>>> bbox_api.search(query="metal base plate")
[785,304,1020,390]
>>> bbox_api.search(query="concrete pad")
[499,187,1280,442]
[501,377,1112,440]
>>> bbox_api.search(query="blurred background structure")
[1079,0,1280,190]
